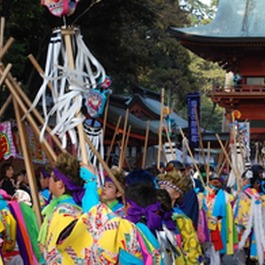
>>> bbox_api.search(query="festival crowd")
[0,153,265,265]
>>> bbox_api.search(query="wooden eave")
[170,29,265,67]
[127,95,160,120]
[207,88,265,110]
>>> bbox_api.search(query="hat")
[242,169,253,179]
[209,173,224,185]
[165,160,184,172]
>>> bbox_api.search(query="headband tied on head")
[158,180,183,195]
[126,200,162,233]
[40,168,50,179]
[52,168,84,205]
[105,176,114,184]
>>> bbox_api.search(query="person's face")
[100,181,120,203]
[241,178,249,187]
[40,172,49,190]
[16,174,24,184]
[178,168,185,177]
[24,173,29,185]
[159,184,180,207]
[6,166,14,179]
[49,171,64,197]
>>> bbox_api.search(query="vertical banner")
[187,92,201,148]
[14,123,47,164]
[0,121,17,160]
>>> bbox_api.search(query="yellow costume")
[57,203,142,264]
[42,198,82,264]
[172,209,202,265]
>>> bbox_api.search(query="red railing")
[212,84,265,93]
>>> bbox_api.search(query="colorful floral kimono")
[196,192,210,244]
[108,199,125,217]
[39,188,51,209]
[234,186,265,263]
[207,189,238,255]
[42,167,143,265]
[39,195,82,264]
[172,207,202,265]
[57,203,142,264]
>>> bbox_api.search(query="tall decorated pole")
[227,110,251,190]
[27,0,113,186]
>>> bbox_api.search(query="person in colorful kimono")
[38,153,84,263]
[40,152,143,265]
[234,167,265,265]
[156,188,187,264]
[124,181,164,264]
[165,161,199,230]
[38,166,52,209]
[100,166,125,216]
[158,168,202,265]
[205,174,238,264]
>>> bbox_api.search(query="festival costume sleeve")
[135,222,164,265]
[43,203,82,264]
[0,209,16,253]
[80,167,99,212]
[173,213,202,265]
[8,201,39,265]
[19,203,42,263]
[234,191,251,229]
[57,203,143,264]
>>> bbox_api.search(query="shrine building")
[169,0,265,140]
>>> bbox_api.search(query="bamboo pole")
[119,109,129,171]
[0,37,14,61]
[179,128,205,187]
[8,71,65,153]
[163,119,176,161]
[157,88,165,170]
[13,97,42,228]
[161,144,168,166]
[2,64,57,164]
[217,155,228,177]
[27,54,54,91]
[0,17,5,51]
[62,27,87,164]
[102,95,109,139]
[194,106,207,171]
[106,115,122,164]
[216,140,228,173]
[121,125,131,169]
[231,114,240,182]
[216,133,240,189]
[142,120,150,169]
[238,141,246,172]
[206,142,210,186]
[0,95,12,119]
[84,133,123,193]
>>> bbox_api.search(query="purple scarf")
[52,168,84,205]
[162,210,176,231]
[126,200,162,233]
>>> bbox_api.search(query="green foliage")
[0,0,224,132]
[188,51,225,131]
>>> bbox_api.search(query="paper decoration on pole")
[41,0,80,17]
[227,120,251,187]
[27,28,106,149]
[187,92,201,148]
